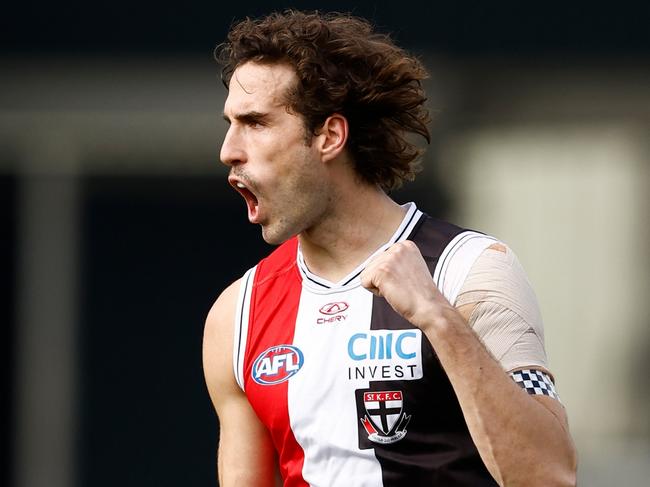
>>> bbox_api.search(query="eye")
[248,120,266,129]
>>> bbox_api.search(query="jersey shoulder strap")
[434,230,498,305]
[410,216,498,305]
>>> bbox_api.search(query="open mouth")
[229,178,260,223]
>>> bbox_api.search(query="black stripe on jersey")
[409,216,465,274]
[355,216,497,486]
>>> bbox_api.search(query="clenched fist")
[360,240,454,330]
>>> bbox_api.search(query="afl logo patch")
[319,302,349,315]
[252,345,304,385]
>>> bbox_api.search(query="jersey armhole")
[232,266,257,391]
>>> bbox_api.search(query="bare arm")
[202,279,279,486]
[360,241,577,487]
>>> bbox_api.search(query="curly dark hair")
[215,10,431,191]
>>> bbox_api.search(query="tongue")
[246,192,260,223]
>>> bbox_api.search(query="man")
[203,10,577,487]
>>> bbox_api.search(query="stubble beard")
[260,166,332,246]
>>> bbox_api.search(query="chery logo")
[319,302,349,315]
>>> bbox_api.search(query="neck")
[298,183,407,283]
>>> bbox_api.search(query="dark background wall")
[4,1,650,56]
[1,176,17,487]
[78,176,271,486]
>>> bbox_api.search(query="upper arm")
[458,247,576,471]
[456,243,549,371]
[457,244,569,405]
[458,243,573,419]
[202,279,278,486]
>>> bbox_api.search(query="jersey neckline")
[296,202,424,293]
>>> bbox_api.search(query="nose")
[220,125,247,167]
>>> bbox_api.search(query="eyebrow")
[222,111,270,125]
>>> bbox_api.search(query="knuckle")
[404,240,417,251]
[396,240,416,253]
[391,242,406,255]
[376,262,394,277]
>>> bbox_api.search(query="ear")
[314,114,348,163]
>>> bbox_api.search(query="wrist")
[409,299,455,332]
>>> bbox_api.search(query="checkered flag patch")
[510,369,560,401]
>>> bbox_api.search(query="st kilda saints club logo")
[358,390,411,444]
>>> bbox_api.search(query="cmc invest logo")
[319,302,349,315]
[251,345,304,385]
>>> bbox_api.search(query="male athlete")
[203,10,577,487]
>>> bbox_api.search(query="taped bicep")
[456,245,549,372]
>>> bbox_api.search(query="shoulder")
[205,237,298,332]
[409,215,466,260]
[205,278,241,336]
[458,242,538,305]
[202,236,299,395]
[412,215,499,304]
[203,279,242,374]
[202,278,244,405]
[410,214,497,272]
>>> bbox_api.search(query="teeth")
[236,182,246,189]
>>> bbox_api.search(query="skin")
[204,61,578,486]
[220,62,333,246]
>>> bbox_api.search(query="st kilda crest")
[357,390,411,445]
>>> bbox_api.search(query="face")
[221,62,332,244]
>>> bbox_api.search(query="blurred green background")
[2,1,649,486]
